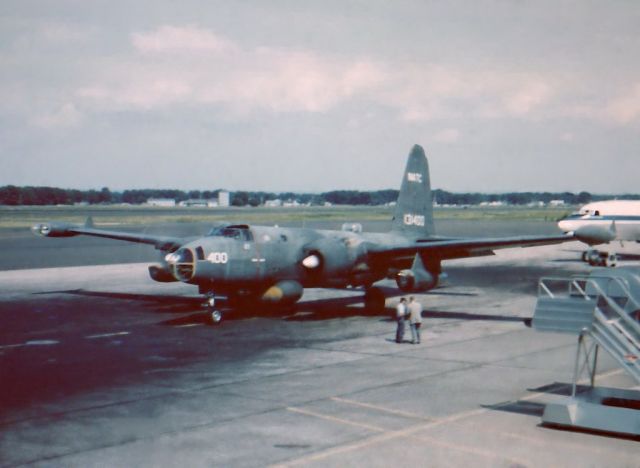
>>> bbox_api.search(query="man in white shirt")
[395,297,407,343]
[408,296,423,344]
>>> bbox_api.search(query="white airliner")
[558,200,640,266]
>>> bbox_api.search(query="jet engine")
[395,254,438,292]
[261,280,304,305]
[31,222,78,238]
[574,224,616,245]
[301,237,358,278]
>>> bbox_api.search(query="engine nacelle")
[261,280,303,305]
[148,264,178,283]
[31,222,78,238]
[574,224,616,245]
[301,238,356,277]
[396,268,436,292]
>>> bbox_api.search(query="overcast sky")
[1,1,639,193]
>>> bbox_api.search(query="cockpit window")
[207,225,253,241]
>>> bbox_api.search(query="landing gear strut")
[205,293,223,325]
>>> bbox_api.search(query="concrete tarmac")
[1,226,639,466]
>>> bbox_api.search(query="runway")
[1,223,639,466]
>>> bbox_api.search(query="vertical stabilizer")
[391,145,435,238]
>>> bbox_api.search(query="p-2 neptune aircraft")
[33,145,576,323]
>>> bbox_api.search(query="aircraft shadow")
[425,290,479,297]
[163,295,396,326]
[35,288,204,314]
[424,309,527,323]
[37,288,526,326]
[37,288,396,325]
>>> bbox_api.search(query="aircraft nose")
[165,248,195,281]
[557,219,572,233]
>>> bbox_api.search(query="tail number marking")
[404,214,425,227]
[407,172,422,183]
[207,252,229,264]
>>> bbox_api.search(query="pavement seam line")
[286,407,385,433]
[272,408,488,467]
[285,405,530,467]
[273,367,627,467]
[330,396,433,421]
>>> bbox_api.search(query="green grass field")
[0,204,573,228]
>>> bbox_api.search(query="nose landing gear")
[204,294,224,325]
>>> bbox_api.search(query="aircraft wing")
[31,220,185,252]
[368,233,575,263]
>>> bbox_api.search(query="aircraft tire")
[587,250,600,266]
[210,309,223,325]
[581,251,588,262]
[604,254,617,268]
[364,287,386,314]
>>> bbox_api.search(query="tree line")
[0,185,638,207]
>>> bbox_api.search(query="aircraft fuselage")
[166,224,412,296]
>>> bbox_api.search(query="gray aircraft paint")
[392,145,435,237]
[32,144,578,318]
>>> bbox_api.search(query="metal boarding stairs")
[532,269,640,436]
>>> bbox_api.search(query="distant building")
[265,199,282,207]
[147,198,176,207]
[218,191,230,207]
[549,200,566,206]
[179,199,210,207]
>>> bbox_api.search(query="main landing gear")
[582,249,618,267]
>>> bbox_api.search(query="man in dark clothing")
[396,297,407,343]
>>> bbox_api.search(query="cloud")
[78,26,389,114]
[70,25,635,128]
[503,81,552,116]
[79,78,192,110]
[433,128,461,143]
[32,102,83,129]
[606,83,640,124]
[131,25,236,55]
[560,132,574,142]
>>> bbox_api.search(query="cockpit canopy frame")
[207,224,253,241]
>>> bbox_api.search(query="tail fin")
[391,144,435,238]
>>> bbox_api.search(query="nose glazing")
[166,248,195,281]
